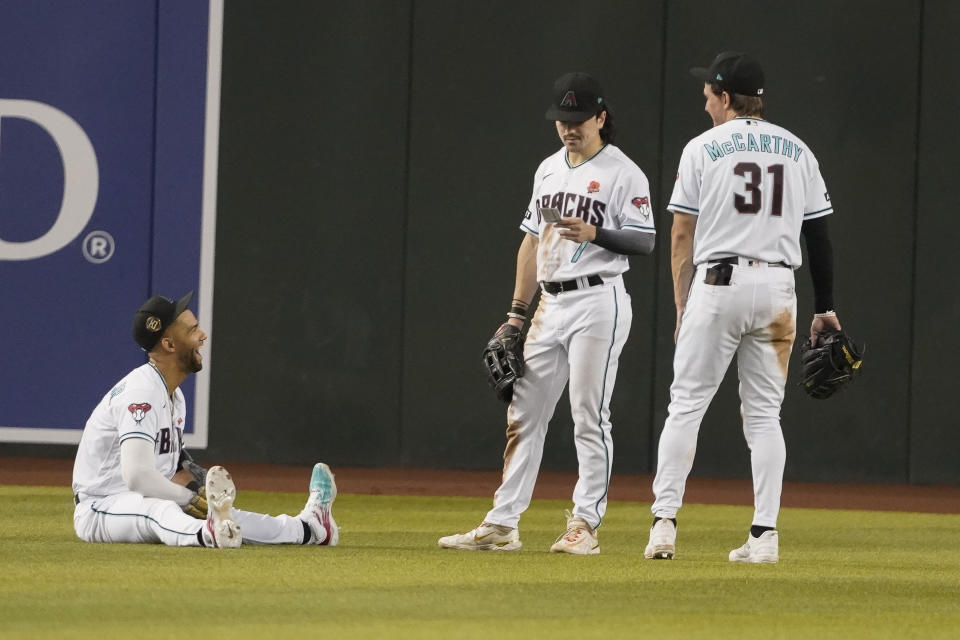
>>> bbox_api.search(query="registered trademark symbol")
[82,230,115,264]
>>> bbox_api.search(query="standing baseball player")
[439,72,655,554]
[644,52,842,563]
[72,291,339,548]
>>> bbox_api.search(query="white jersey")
[72,363,186,498]
[667,117,832,267]
[521,144,655,282]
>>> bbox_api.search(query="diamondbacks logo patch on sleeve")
[128,403,152,423]
[631,196,652,219]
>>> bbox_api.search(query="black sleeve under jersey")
[593,227,655,256]
[801,215,834,313]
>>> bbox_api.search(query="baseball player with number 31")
[440,72,655,555]
[644,52,843,564]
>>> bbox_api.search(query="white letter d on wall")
[0,99,99,261]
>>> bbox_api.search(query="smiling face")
[164,310,207,373]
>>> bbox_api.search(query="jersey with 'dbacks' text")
[521,144,655,282]
[72,363,185,498]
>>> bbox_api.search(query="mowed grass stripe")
[1,487,957,639]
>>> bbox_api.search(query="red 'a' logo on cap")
[560,91,577,108]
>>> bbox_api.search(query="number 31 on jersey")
[734,162,783,216]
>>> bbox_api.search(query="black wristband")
[509,304,527,317]
[186,480,201,493]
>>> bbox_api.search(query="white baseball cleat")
[729,530,779,564]
[299,462,339,546]
[644,518,676,559]
[204,465,242,549]
[549,510,600,555]
[438,522,522,551]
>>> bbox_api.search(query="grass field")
[1,486,958,639]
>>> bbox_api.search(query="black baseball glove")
[179,448,208,487]
[178,449,210,518]
[482,323,527,403]
[798,330,865,399]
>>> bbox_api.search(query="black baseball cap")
[545,72,606,122]
[690,52,764,97]
[131,291,194,352]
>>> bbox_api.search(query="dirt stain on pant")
[769,309,796,379]
[527,305,543,342]
[502,412,522,480]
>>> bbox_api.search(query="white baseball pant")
[651,262,796,528]
[486,275,632,529]
[73,492,307,546]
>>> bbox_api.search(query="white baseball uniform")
[651,117,832,527]
[72,363,308,546]
[485,143,655,530]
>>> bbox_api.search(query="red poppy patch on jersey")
[128,403,152,423]
[587,181,600,193]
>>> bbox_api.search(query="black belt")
[541,275,603,295]
[74,494,80,505]
[710,256,791,269]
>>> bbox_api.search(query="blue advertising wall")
[0,1,221,446]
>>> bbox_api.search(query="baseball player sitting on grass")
[72,291,338,549]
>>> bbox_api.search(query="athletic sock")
[300,519,312,544]
[751,525,774,538]
[653,517,677,527]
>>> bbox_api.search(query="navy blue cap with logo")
[545,72,606,122]
[690,52,764,97]
[131,291,194,352]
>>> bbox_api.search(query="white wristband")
[814,310,837,318]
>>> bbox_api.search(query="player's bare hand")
[505,317,525,330]
[172,469,194,487]
[555,217,597,243]
[810,313,842,346]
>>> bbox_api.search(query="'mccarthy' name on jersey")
[538,192,606,226]
[703,132,804,163]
